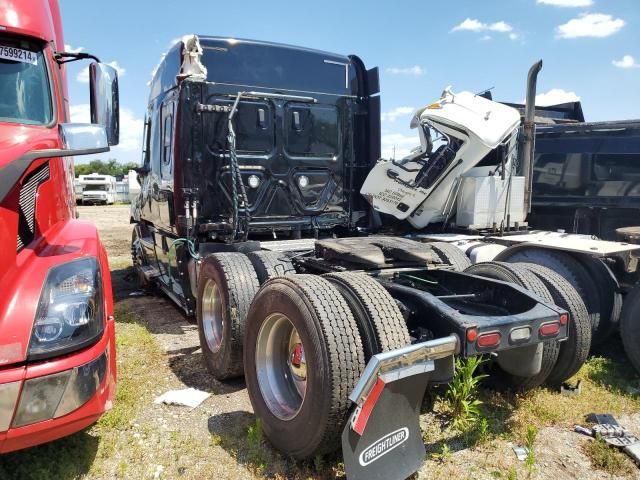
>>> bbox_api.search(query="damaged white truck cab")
[362,63,640,379]
[361,89,525,229]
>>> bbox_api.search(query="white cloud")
[556,13,625,39]
[537,0,593,6]
[77,61,126,83]
[385,65,425,76]
[489,21,513,33]
[64,44,83,54]
[451,19,518,40]
[452,18,514,33]
[531,89,581,106]
[381,107,415,122]
[381,133,420,159]
[70,104,143,162]
[612,55,640,69]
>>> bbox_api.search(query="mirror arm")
[55,52,101,64]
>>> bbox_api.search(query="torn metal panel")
[178,34,207,81]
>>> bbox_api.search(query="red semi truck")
[0,0,119,452]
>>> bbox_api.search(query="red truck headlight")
[28,257,104,361]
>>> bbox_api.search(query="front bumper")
[0,317,116,453]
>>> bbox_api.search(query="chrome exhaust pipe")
[521,60,543,214]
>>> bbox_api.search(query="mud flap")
[341,372,431,480]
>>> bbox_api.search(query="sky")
[59,0,640,163]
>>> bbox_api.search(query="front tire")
[131,226,149,288]
[244,275,365,459]
[196,253,259,380]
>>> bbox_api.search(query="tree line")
[74,159,138,178]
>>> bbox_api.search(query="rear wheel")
[429,242,472,271]
[620,283,640,375]
[196,253,259,380]
[571,253,621,344]
[247,250,295,285]
[324,272,410,361]
[244,275,365,459]
[463,262,559,390]
[498,247,602,345]
[515,263,592,385]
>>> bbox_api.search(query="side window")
[141,114,151,167]
[149,104,162,175]
[161,103,174,167]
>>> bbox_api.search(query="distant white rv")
[125,169,141,204]
[77,173,117,205]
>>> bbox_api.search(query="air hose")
[227,93,251,241]
[167,237,200,281]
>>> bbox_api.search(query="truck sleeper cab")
[0,0,119,453]
[132,36,569,480]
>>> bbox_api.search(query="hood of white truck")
[415,90,521,149]
[361,89,521,226]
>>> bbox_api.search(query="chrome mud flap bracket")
[341,336,458,480]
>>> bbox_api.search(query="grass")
[583,434,634,476]
[444,356,488,430]
[523,425,537,477]
[0,306,165,480]
[505,355,640,439]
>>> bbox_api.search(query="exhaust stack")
[521,60,543,214]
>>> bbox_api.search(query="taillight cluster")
[466,328,502,349]
[466,313,568,351]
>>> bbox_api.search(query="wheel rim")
[255,313,307,420]
[202,279,224,352]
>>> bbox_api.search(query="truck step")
[140,265,161,281]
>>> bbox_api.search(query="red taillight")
[466,328,478,343]
[559,313,569,326]
[477,332,501,348]
[539,322,560,337]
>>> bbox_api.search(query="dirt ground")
[8,204,639,480]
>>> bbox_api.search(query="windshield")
[0,37,52,125]
[84,185,110,191]
[394,123,464,189]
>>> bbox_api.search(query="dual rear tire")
[196,250,295,379]
[464,261,592,388]
[196,253,410,459]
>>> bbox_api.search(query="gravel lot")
[5,204,639,480]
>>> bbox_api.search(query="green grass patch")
[0,306,165,480]
[583,435,634,477]
[444,356,488,430]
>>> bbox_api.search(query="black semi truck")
[131,36,573,479]
[530,120,640,241]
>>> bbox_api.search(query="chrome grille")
[16,164,50,251]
